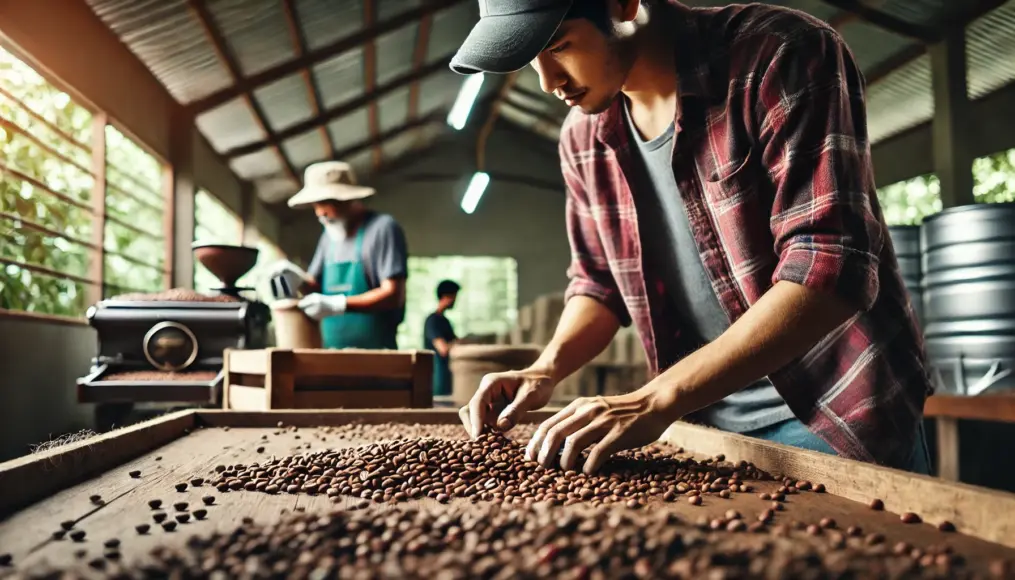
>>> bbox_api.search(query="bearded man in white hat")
[268,161,408,350]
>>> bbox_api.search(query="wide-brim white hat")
[287,161,376,208]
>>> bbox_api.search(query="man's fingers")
[583,428,625,475]
[526,399,582,461]
[468,373,505,439]
[536,411,594,467]
[495,379,544,431]
[458,405,472,439]
[559,419,610,471]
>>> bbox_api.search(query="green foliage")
[192,189,243,292]
[1,46,165,314]
[399,256,518,349]
[972,148,1015,204]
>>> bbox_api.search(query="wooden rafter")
[187,0,299,185]
[224,53,456,159]
[502,95,565,127]
[186,0,467,114]
[281,0,333,160]
[364,0,381,169]
[819,0,937,41]
[333,111,443,165]
[407,11,434,120]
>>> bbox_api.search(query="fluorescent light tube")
[447,73,485,130]
[461,172,490,214]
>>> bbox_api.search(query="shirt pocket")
[698,147,757,208]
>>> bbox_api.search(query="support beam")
[408,12,434,120]
[167,110,196,290]
[929,27,974,208]
[332,112,443,168]
[819,0,937,41]
[224,54,455,159]
[89,114,107,303]
[477,73,519,171]
[363,0,382,169]
[502,95,566,127]
[187,0,299,185]
[186,0,467,114]
[281,0,333,160]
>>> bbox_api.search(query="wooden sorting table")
[1,409,1015,574]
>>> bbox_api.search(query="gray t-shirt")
[623,100,794,434]
[307,212,408,336]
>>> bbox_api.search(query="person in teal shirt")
[269,161,408,349]
[424,280,461,396]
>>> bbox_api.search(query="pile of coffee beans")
[109,288,238,303]
[208,432,770,507]
[11,503,1000,579]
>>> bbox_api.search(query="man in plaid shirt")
[451,0,932,474]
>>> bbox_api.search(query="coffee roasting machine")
[77,244,271,430]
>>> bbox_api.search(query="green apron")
[320,223,397,350]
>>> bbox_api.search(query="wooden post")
[937,416,960,481]
[930,27,975,208]
[167,109,195,289]
[89,113,107,303]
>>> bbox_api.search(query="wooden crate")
[222,348,433,410]
[2,409,1015,575]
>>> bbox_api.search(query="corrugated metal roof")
[281,129,327,170]
[253,73,312,132]
[875,0,947,28]
[206,0,295,76]
[837,21,915,71]
[328,108,371,152]
[865,53,933,143]
[344,149,375,182]
[376,24,418,85]
[427,2,477,62]
[84,0,232,104]
[295,0,362,50]
[313,48,365,110]
[377,86,411,133]
[967,0,1015,99]
[379,0,423,22]
[231,149,283,180]
[196,98,267,152]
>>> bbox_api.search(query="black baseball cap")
[450,0,574,75]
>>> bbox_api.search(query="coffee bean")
[147,499,162,509]
[724,510,741,521]
[718,489,731,499]
[828,532,845,550]
[174,502,188,511]
[155,456,162,461]
[846,525,862,537]
[758,493,771,501]
[758,509,774,523]
[175,483,188,492]
[770,502,783,511]
[175,514,190,523]
[814,483,826,493]
[136,524,150,534]
[257,447,265,453]
[129,470,141,478]
[726,520,746,533]
[70,530,86,542]
[202,496,216,505]
[806,524,822,536]
[795,481,812,491]
[162,521,177,532]
[900,512,921,524]
[193,509,208,520]
[865,533,885,546]
[60,520,75,531]
[687,495,702,506]
[938,520,956,532]
[625,499,640,509]
[190,477,204,487]
[216,484,229,493]
[89,494,102,503]
[893,542,911,556]
[819,517,836,529]
[52,530,65,540]
[214,465,225,473]
[88,558,106,570]
[869,498,884,511]
[153,513,167,523]
[0,554,11,567]
[73,549,87,560]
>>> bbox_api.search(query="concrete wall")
[0,317,96,461]
[281,124,572,306]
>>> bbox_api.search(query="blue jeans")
[743,419,932,475]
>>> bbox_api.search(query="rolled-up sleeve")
[559,137,631,326]
[760,29,883,311]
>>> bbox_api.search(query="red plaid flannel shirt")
[560,2,931,467]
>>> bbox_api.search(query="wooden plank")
[89,113,107,305]
[226,385,268,411]
[292,390,413,408]
[937,416,960,481]
[269,349,296,408]
[290,349,416,379]
[660,421,1015,549]
[0,411,194,519]
[225,348,269,375]
[925,394,1015,422]
[411,351,434,408]
[193,409,558,429]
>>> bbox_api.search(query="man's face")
[313,201,347,221]
[444,293,458,310]
[530,4,638,115]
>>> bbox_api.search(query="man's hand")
[266,260,312,299]
[525,387,678,475]
[298,293,347,320]
[459,367,557,438]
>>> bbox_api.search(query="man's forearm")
[345,287,402,312]
[533,296,620,385]
[648,281,859,420]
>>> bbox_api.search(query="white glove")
[298,293,347,320]
[266,260,312,299]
